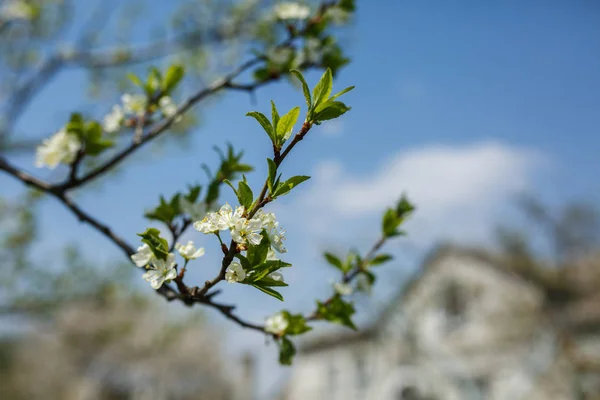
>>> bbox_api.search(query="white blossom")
[1,1,34,21]
[256,210,287,253]
[193,212,222,234]
[121,93,147,116]
[231,217,263,246]
[225,261,246,283]
[142,253,177,289]
[175,241,205,260]
[159,96,181,122]
[267,248,278,261]
[274,2,310,20]
[35,128,81,169]
[268,271,284,283]
[333,282,353,296]
[102,104,124,133]
[179,197,207,220]
[218,203,245,230]
[265,312,289,335]
[130,244,155,267]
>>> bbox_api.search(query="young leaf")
[223,179,238,197]
[271,100,280,132]
[84,121,114,155]
[246,233,270,267]
[237,181,254,210]
[382,208,400,237]
[290,69,311,108]
[267,158,277,194]
[313,101,351,122]
[370,254,393,266]
[127,73,144,88]
[162,64,185,94]
[312,68,333,108]
[330,85,355,102]
[276,106,301,143]
[137,228,169,260]
[279,336,296,365]
[146,67,162,95]
[273,175,310,197]
[316,295,357,330]
[282,312,312,335]
[324,252,345,272]
[250,283,284,301]
[247,112,275,144]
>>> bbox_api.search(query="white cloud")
[320,119,344,136]
[281,141,544,247]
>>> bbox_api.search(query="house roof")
[301,244,600,354]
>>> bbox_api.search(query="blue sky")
[2,0,600,396]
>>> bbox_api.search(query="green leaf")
[370,254,393,266]
[184,185,201,203]
[146,67,162,95]
[250,283,284,301]
[282,312,312,336]
[137,228,169,261]
[290,69,311,108]
[246,233,270,267]
[324,252,345,272]
[273,175,310,197]
[396,195,416,221]
[223,179,238,196]
[66,113,85,139]
[250,260,289,282]
[127,73,143,88]
[312,68,333,108]
[276,106,300,143]
[237,181,254,210]
[84,121,114,155]
[313,101,351,122]
[247,111,275,144]
[382,208,399,237]
[316,295,357,330]
[255,277,289,287]
[279,337,296,365]
[267,158,277,195]
[162,64,185,94]
[271,100,280,133]
[330,85,355,102]
[144,194,181,224]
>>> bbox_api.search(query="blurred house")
[285,246,600,400]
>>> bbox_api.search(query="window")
[442,281,467,331]
[355,352,368,397]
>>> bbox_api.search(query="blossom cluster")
[35,129,81,169]
[273,2,310,20]
[102,94,179,134]
[193,204,287,252]
[130,241,204,289]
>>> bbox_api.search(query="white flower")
[218,203,245,230]
[193,212,221,234]
[159,96,181,122]
[268,271,284,283]
[35,128,81,169]
[142,253,177,289]
[121,93,147,116]
[1,1,34,21]
[130,243,155,267]
[231,217,263,246]
[175,241,205,260]
[274,2,310,20]
[102,104,124,133]
[179,197,207,220]
[267,248,278,261]
[333,282,353,296]
[225,261,246,283]
[265,312,289,335]
[257,210,287,253]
